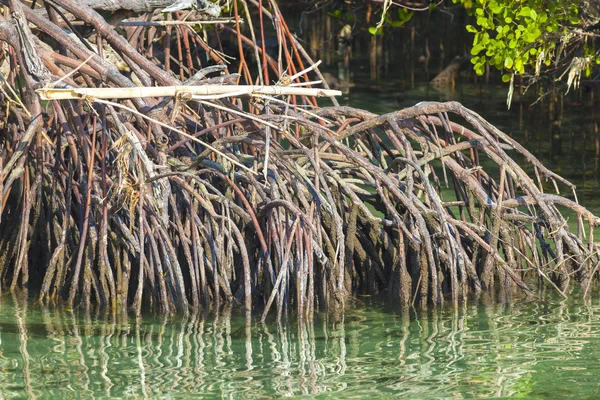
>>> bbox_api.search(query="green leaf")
[518,6,531,17]
[523,28,541,43]
[328,10,342,19]
[368,26,383,36]
[490,2,502,14]
[471,44,484,55]
[502,74,512,82]
[515,58,523,73]
[466,24,478,33]
[398,8,413,21]
[530,9,537,20]
[474,61,485,75]
[504,56,513,69]
[481,32,490,45]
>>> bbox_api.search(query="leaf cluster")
[458,0,588,83]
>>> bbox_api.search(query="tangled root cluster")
[0,0,598,322]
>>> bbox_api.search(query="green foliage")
[331,0,597,93]
[328,9,355,23]
[455,0,592,81]
[368,8,413,36]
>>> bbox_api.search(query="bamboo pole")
[37,84,342,100]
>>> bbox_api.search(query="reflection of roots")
[0,1,597,323]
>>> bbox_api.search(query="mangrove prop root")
[0,0,598,323]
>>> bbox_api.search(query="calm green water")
[2,294,600,398]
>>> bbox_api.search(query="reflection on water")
[2,292,600,398]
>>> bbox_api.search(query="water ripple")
[0,295,600,398]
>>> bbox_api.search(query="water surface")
[2,294,600,398]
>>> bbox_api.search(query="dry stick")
[118,19,240,27]
[399,114,555,292]
[143,218,171,314]
[178,17,195,78]
[218,216,252,322]
[166,117,245,153]
[43,161,74,301]
[241,0,263,85]
[174,25,185,82]
[10,176,38,289]
[314,124,441,303]
[21,6,135,89]
[132,166,145,316]
[195,170,269,256]
[67,103,99,307]
[449,218,533,294]
[502,194,600,226]
[399,157,460,308]
[96,98,261,175]
[191,209,209,307]
[454,106,585,270]
[50,0,176,86]
[257,0,269,84]
[1,114,41,178]
[37,84,341,100]
[169,196,200,310]
[261,218,301,322]
[153,215,190,316]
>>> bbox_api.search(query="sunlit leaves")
[356,0,596,92]
[453,0,591,80]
